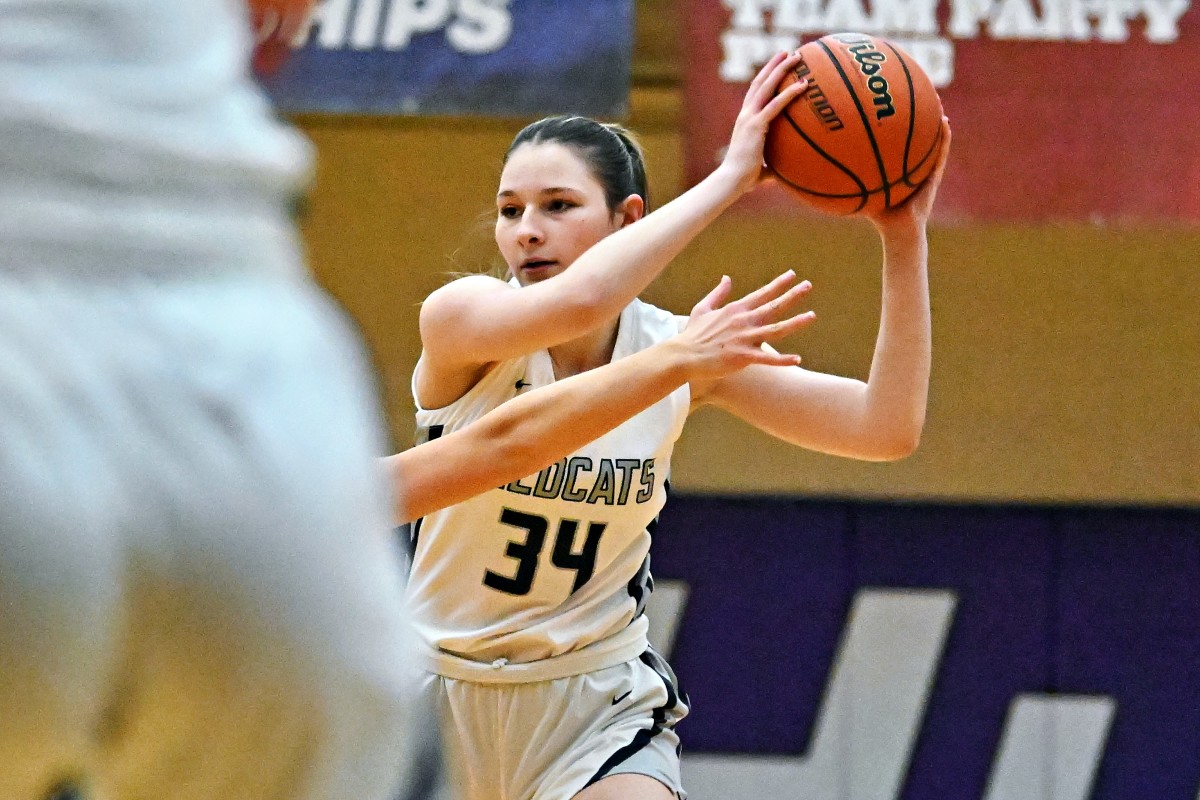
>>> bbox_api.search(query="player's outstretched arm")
[388,272,814,523]
[418,52,811,370]
[698,119,951,461]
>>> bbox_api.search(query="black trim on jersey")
[405,424,446,560]
[627,479,668,620]
[582,649,688,791]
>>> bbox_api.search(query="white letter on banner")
[351,0,385,49]
[720,29,799,81]
[987,0,1044,38]
[1140,0,1190,42]
[298,0,354,48]
[948,0,994,36]
[821,0,873,34]
[1038,0,1091,39]
[1089,0,1136,41]
[681,590,957,800]
[870,0,940,34]
[774,0,825,32]
[448,0,512,54]
[723,0,776,29]
[382,0,452,49]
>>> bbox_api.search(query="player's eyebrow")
[496,187,578,199]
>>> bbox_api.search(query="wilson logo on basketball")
[795,61,845,131]
[836,34,897,120]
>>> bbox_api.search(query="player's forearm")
[863,222,931,457]
[541,169,747,328]
[389,342,694,523]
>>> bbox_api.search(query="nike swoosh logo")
[612,690,632,705]
[514,379,530,390]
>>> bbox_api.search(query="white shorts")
[425,648,689,800]
[0,270,426,800]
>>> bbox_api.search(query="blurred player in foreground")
[0,2,815,798]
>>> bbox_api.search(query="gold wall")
[293,3,1199,507]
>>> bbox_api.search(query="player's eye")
[546,199,574,213]
[498,205,520,219]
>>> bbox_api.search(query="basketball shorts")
[0,269,427,800]
[425,648,689,800]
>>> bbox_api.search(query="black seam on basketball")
[898,121,943,189]
[883,41,919,200]
[774,107,869,211]
[817,39,891,208]
[776,121,937,202]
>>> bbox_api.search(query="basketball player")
[0,3,817,798]
[406,50,952,800]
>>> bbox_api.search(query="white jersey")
[408,298,689,683]
[0,0,311,278]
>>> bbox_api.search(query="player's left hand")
[676,271,816,381]
[867,116,952,233]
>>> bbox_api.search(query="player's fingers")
[745,276,812,321]
[690,275,733,317]
[748,51,803,110]
[760,75,810,120]
[931,117,952,178]
[748,350,803,368]
[745,50,790,98]
[755,310,817,342]
[729,270,799,312]
[756,51,805,107]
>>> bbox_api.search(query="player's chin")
[516,265,564,284]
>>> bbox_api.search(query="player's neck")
[548,320,619,380]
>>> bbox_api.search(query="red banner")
[682,0,1200,223]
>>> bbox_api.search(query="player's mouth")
[519,258,558,274]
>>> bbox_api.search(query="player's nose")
[516,209,544,246]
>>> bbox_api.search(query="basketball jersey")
[408,298,689,683]
[0,0,311,277]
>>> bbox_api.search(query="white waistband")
[422,617,649,685]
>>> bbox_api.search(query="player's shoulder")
[426,273,513,301]
[421,273,513,319]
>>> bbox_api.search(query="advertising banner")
[263,0,634,117]
[681,0,1200,222]
[645,497,1200,799]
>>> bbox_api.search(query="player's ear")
[614,194,645,228]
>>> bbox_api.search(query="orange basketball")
[764,33,944,216]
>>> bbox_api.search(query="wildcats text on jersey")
[504,457,656,506]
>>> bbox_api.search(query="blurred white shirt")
[0,0,313,276]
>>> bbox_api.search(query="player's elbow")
[867,422,924,461]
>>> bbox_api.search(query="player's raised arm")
[416,52,811,377]
[387,272,814,523]
[698,119,951,461]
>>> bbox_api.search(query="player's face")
[495,142,625,286]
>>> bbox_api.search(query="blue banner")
[262,0,634,116]
[645,497,1200,799]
